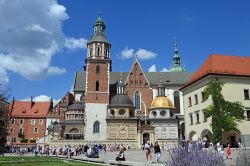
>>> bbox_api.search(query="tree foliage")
[0,84,10,154]
[204,79,245,143]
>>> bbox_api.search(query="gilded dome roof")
[150,96,175,109]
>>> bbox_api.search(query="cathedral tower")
[170,40,185,72]
[84,14,111,141]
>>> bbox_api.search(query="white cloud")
[161,68,170,72]
[120,47,135,59]
[119,47,157,60]
[22,95,59,106]
[0,67,9,84]
[148,64,157,72]
[65,37,88,50]
[136,48,157,60]
[47,66,66,75]
[25,24,52,34]
[0,0,87,84]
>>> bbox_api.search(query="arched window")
[96,81,99,91]
[97,47,100,56]
[93,121,100,133]
[19,128,23,134]
[96,65,100,74]
[80,94,85,102]
[174,91,180,113]
[134,91,141,111]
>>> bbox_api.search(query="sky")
[0,0,250,102]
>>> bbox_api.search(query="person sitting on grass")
[115,148,125,161]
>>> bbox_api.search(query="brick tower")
[84,14,111,141]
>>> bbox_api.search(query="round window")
[119,109,125,115]
[152,111,157,117]
[110,110,115,117]
[160,110,166,116]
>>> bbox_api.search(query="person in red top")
[226,144,231,159]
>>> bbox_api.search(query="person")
[87,147,92,158]
[145,141,152,163]
[115,148,125,161]
[67,145,71,159]
[226,144,231,159]
[154,142,161,163]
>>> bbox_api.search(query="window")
[39,119,43,125]
[152,111,157,117]
[93,121,100,133]
[203,109,207,122]
[19,128,23,134]
[96,65,100,74]
[96,81,100,91]
[160,110,166,116]
[189,113,193,125]
[31,119,35,125]
[247,110,250,121]
[188,97,192,107]
[11,137,16,143]
[195,111,200,124]
[34,128,38,133]
[119,109,125,116]
[19,119,24,125]
[11,119,15,124]
[244,89,250,100]
[174,91,180,113]
[201,92,205,102]
[134,91,141,111]
[195,94,198,104]
[10,128,13,133]
[97,47,100,56]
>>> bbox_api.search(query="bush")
[166,144,224,166]
[20,138,28,143]
[29,139,36,143]
[236,148,250,166]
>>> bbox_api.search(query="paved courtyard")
[71,149,239,166]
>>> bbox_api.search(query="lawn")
[0,156,103,166]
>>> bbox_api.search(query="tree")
[204,79,245,144]
[0,85,10,154]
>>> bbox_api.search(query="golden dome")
[150,96,175,109]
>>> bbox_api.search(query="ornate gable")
[125,58,150,87]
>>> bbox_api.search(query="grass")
[0,156,103,166]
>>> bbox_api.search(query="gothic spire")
[170,38,185,72]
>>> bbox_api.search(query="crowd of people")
[4,140,235,163]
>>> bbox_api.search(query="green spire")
[170,38,185,72]
[89,13,109,43]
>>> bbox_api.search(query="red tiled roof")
[10,100,51,117]
[181,54,250,89]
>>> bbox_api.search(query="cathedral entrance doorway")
[143,133,150,144]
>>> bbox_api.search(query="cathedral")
[45,14,193,148]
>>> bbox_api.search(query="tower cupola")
[170,39,185,72]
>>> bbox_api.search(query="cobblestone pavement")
[73,149,168,166]
[4,148,242,166]
[72,149,238,166]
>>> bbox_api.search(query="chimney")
[10,97,15,110]
[50,97,53,109]
[30,96,33,108]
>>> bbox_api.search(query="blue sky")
[1,0,250,102]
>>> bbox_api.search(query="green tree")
[0,85,9,154]
[204,79,245,144]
